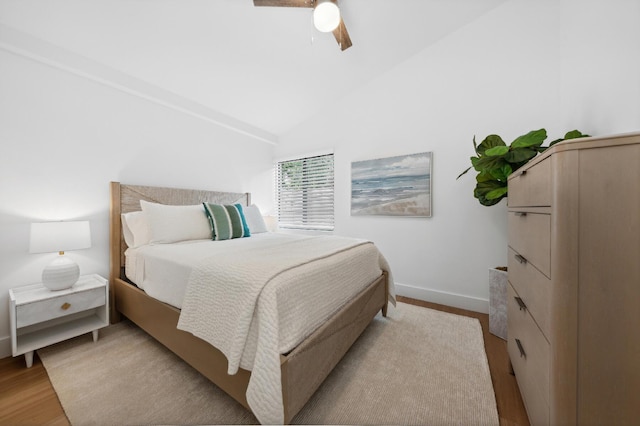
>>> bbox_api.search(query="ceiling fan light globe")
[314,1,340,33]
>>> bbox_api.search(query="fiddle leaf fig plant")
[457,129,589,206]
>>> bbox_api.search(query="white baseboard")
[395,282,489,314]
[0,335,11,359]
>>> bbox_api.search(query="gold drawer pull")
[515,338,527,359]
[61,302,71,310]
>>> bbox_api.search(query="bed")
[108,182,393,424]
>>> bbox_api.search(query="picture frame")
[351,151,432,217]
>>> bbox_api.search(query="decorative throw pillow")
[121,211,151,248]
[203,203,251,240]
[243,204,269,234]
[140,200,211,244]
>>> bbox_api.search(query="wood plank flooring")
[0,296,529,425]
[0,354,68,426]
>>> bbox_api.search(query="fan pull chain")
[310,9,315,45]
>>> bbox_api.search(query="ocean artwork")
[351,152,432,217]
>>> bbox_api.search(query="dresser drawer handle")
[514,211,527,217]
[520,170,527,176]
[61,302,71,310]
[515,338,527,359]
[514,296,527,311]
[515,254,528,264]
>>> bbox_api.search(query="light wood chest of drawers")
[506,132,640,425]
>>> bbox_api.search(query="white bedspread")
[124,234,393,355]
[175,233,394,424]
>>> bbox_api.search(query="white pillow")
[244,204,268,234]
[121,211,151,248]
[140,200,211,243]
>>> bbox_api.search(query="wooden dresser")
[506,132,640,425]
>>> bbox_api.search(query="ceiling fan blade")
[253,0,313,7]
[332,18,352,51]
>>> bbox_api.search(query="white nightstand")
[9,274,109,367]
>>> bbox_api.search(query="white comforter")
[175,233,394,424]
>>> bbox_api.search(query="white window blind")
[277,153,334,231]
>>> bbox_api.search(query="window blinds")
[276,153,334,231]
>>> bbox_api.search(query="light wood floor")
[0,296,529,426]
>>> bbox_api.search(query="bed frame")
[108,182,389,423]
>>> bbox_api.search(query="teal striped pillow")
[203,203,251,241]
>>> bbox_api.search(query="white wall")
[0,49,275,358]
[559,0,640,133]
[276,0,640,312]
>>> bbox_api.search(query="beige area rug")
[39,302,499,425]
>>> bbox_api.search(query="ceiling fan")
[253,0,353,51]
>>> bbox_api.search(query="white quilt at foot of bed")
[177,234,393,424]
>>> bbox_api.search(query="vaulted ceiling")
[0,0,506,142]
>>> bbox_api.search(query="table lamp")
[30,221,91,290]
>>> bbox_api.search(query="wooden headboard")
[108,182,250,315]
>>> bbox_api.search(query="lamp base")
[42,254,80,290]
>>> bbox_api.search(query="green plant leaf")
[511,129,547,149]
[548,130,590,148]
[485,145,510,157]
[564,129,590,140]
[481,197,502,206]
[476,170,494,183]
[504,148,538,164]
[486,186,509,200]
[476,135,506,156]
[503,163,513,177]
[474,154,508,172]
[490,163,513,182]
[474,180,506,206]
[474,180,503,194]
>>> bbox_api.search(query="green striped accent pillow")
[203,203,251,241]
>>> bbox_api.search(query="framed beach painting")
[351,152,432,217]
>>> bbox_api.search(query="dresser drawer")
[508,158,551,207]
[16,287,106,328]
[508,212,551,277]
[508,283,550,426]
[508,247,551,338]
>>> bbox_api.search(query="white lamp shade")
[30,221,91,290]
[314,0,341,33]
[30,221,91,254]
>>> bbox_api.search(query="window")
[276,153,334,231]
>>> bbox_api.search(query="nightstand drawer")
[508,158,551,207]
[16,287,106,328]
[508,247,551,338]
[508,283,550,426]
[508,212,551,277]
